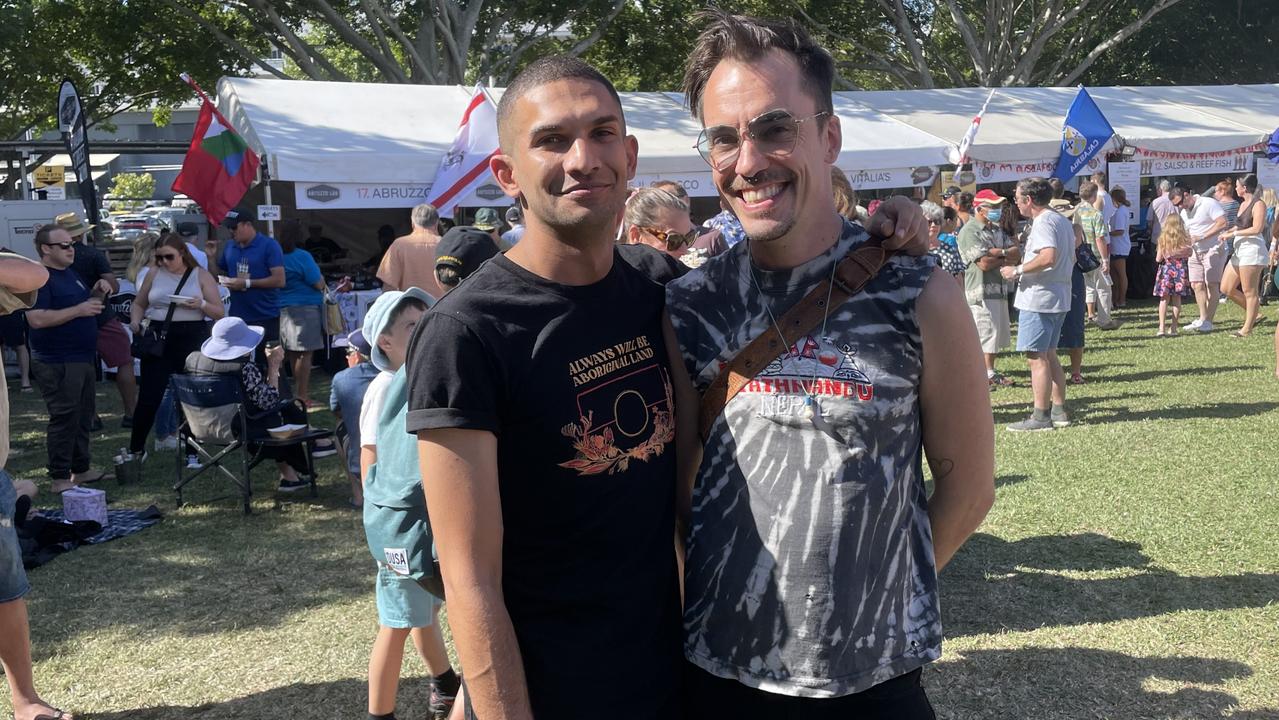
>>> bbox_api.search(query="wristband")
[1015,263,1025,277]
[245,278,251,289]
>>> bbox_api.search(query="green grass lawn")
[4,298,1278,719]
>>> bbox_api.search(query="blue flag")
[1266,126,1279,163]
[1052,87,1115,181]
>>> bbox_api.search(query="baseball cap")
[473,207,501,231]
[973,189,1007,207]
[220,208,254,229]
[346,328,372,358]
[436,226,500,280]
[53,212,94,238]
[504,205,522,224]
[940,186,963,199]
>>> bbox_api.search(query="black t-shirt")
[71,241,113,327]
[616,243,688,285]
[406,251,682,719]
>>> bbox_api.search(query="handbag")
[322,288,346,336]
[1075,242,1101,273]
[131,267,194,359]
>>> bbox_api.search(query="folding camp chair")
[170,373,333,514]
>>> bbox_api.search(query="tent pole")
[262,155,274,236]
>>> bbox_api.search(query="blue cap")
[363,287,434,371]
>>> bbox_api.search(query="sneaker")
[1195,320,1214,333]
[1008,417,1054,432]
[1183,318,1203,331]
[311,438,337,458]
[154,435,179,451]
[988,373,1015,387]
[186,454,201,469]
[428,677,459,720]
[277,476,310,493]
[1096,319,1124,330]
[1050,410,1071,428]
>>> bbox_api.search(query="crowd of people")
[3,9,1279,720]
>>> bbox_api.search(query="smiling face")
[699,50,840,248]
[490,78,637,246]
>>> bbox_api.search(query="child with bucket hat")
[357,289,459,720]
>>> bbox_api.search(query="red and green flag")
[172,74,259,225]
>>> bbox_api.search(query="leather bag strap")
[697,236,896,441]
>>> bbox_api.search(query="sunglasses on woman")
[640,226,698,251]
[155,253,179,262]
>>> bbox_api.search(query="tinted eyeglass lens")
[697,110,806,171]
[156,254,177,261]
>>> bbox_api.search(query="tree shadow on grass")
[941,533,1279,638]
[991,391,1155,425]
[25,505,370,660]
[1080,400,1279,425]
[929,647,1279,719]
[994,474,1029,488]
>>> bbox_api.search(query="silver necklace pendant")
[801,395,817,420]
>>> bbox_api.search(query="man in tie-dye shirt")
[668,11,995,719]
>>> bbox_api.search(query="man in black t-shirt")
[406,57,697,720]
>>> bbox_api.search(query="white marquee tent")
[217,77,1278,210]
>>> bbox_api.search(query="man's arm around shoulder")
[916,270,995,571]
[418,428,533,720]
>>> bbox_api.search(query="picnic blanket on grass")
[19,505,163,569]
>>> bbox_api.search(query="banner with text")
[1108,161,1140,227]
[631,173,718,197]
[1256,160,1279,190]
[975,156,1104,184]
[842,166,939,191]
[1134,148,1257,177]
[295,181,515,210]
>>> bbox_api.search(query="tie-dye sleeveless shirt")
[667,220,941,698]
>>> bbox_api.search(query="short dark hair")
[277,219,303,253]
[957,191,974,212]
[435,266,462,289]
[1169,182,1192,200]
[1048,178,1066,199]
[682,10,835,121]
[1016,177,1054,207]
[496,56,623,151]
[33,224,59,257]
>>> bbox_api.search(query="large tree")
[0,0,255,141]
[155,0,630,86]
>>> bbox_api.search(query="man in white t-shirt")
[1091,172,1114,232]
[1001,177,1076,432]
[1169,183,1228,332]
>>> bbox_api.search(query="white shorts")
[970,298,1011,354]
[1230,235,1268,267]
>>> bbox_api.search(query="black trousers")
[30,360,96,480]
[240,401,309,474]
[130,321,209,453]
[683,662,936,720]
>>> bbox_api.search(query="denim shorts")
[375,565,439,629]
[1016,310,1068,352]
[0,470,32,603]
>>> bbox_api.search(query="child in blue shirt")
[359,289,458,720]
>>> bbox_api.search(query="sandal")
[1230,330,1250,338]
[1069,373,1086,385]
[1154,330,1168,338]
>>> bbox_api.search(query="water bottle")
[237,259,250,279]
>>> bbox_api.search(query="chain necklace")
[748,254,839,422]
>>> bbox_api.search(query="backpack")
[361,367,444,598]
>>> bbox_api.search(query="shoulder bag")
[131,267,195,359]
[697,235,899,441]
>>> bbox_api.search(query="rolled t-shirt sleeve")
[359,371,392,447]
[406,311,500,434]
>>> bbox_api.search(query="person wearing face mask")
[958,189,1021,387]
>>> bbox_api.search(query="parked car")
[110,214,163,242]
